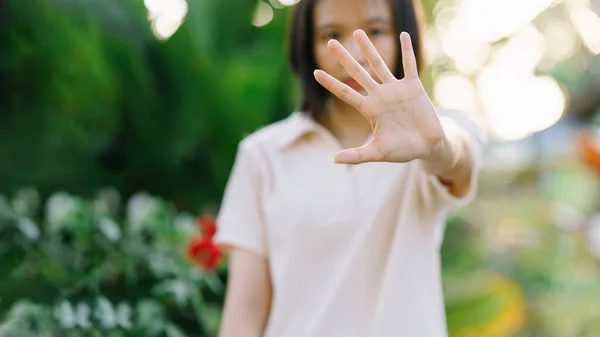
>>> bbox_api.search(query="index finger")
[314,69,365,110]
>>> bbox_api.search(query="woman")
[215,0,486,336]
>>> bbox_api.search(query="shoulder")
[229,112,309,186]
[240,118,291,149]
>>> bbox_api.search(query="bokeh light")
[427,0,587,141]
[433,73,478,113]
[279,0,302,6]
[252,1,274,27]
[568,4,600,55]
[144,0,188,40]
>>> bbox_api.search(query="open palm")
[314,30,445,165]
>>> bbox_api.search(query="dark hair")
[288,0,425,117]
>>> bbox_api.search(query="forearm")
[218,249,272,337]
[219,304,270,337]
[419,116,474,195]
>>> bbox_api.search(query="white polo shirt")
[215,109,486,337]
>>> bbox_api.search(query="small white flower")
[153,280,190,306]
[93,298,132,330]
[11,187,41,216]
[136,300,165,327]
[189,268,203,281]
[173,212,196,236]
[94,297,117,329]
[126,192,159,232]
[74,303,92,329]
[115,303,133,329]
[54,300,77,329]
[165,324,187,337]
[17,217,40,241]
[170,281,189,306]
[94,187,121,218]
[98,217,122,242]
[149,253,178,277]
[12,199,26,214]
[46,192,78,231]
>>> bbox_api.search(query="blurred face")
[312,0,397,95]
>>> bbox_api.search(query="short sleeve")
[419,109,487,207]
[214,140,267,257]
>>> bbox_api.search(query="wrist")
[420,117,464,175]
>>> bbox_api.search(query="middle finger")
[327,39,378,92]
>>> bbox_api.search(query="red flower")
[576,130,600,173]
[187,236,222,270]
[197,215,216,238]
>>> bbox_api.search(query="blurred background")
[1,0,600,335]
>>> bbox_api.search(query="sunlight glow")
[268,0,285,9]
[429,0,577,141]
[424,28,442,63]
[540,19,579,61]
[144,0,188,40]
[433,73,477,113]
[492,24,545,73]
[477,65,565,141]
[437,0,557,75]
[568,4,600,55]
[279,0,301,5]
[446,0,557,44]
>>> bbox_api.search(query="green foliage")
[0,188,225,336]
[2,1,600,336]
[0,0,297,210]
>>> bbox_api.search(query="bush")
[0,187,225,336]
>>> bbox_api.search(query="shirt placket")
[315,128,360,209]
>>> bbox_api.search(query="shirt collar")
[276,111,320,150]
[275,111,376,150]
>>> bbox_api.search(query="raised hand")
[314,30,445,165]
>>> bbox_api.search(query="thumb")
[332,143,383,165]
